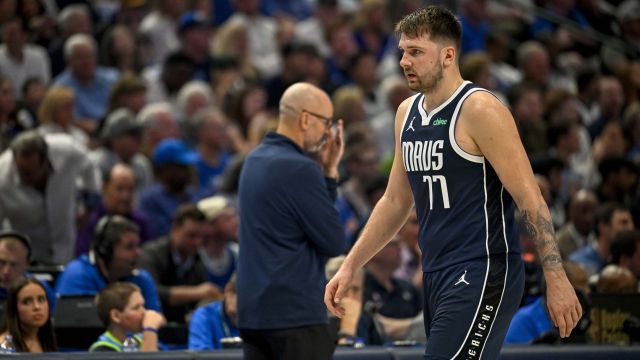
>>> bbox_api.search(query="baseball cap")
[178,11,209,33]
[197,196,235,222]
[100,108,143,141]
[153,139,198,166]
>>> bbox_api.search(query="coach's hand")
[324,266,353,319]
[320,119,344,179]
[544,270,582,338]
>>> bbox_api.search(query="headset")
[0,230,32,262]
[92,215,140,265]
[92,216,117,265]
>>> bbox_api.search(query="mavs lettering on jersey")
[402,140,449,209]
[399,81,521,273]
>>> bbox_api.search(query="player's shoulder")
[463,88,507,114]
[398,93,420,113]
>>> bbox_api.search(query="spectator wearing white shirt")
[0,131,101,264]
[0,18,50,99]
[138,0,185,65]
[226,0,282,79]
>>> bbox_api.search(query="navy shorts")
[422,254,524,360]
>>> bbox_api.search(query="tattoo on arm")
[521,208,563,271]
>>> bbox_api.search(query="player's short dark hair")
[395,5,461,51]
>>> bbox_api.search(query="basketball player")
[325,6,581,359]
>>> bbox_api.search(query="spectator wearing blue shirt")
[53,34,118,133]
[457,0,491,55]
[192,108,232,195]
[237,82,346,360]
[197,196,239,289]
[188,273,239,350]
[504,296,553,344]
[569,202,634,277]
[506,261,589,344]
[55,215,162,312]
[0,231,55,310]
[139,139,203,239]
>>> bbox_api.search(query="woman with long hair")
[0,277,57,352]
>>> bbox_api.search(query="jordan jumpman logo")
[455,270,469,286]
[406,116,416,132]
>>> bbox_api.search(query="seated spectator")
[0,131,101,264]
[90,282,166,352]
[137,102,179,159]
[55,215,161,312]
[505,261,588,344]
[192,108,233,195]
[76,164,152,256]
[610,230,640,279]
[139,139,202,239]
[106,74,147,115]
[188,273,239,350]
[17,77,46,128]
[197,196,238,289]
[364,238,422,317]
[596,265,638,294]
[142,52,195,107]
[0,231,55,307]
[53,33,119,133]
[140,204,220,323]
[324,255,378,346]
[90,108,153,198]
[0,277,57,352]
[393,211,421,289]
[36,86,89,146]
[0,17,50,99]
[570,202,635,277]
[557,189,598,259]
[362,238,422,343]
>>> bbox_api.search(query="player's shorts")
[422,253,524,360]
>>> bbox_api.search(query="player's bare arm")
[456,91,582,338]
[325,97,415,318]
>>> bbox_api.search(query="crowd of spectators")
[0,0,638,353]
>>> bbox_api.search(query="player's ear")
[442,45,456,68]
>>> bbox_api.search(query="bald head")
[279,82,332,123]
[104,164,135,214]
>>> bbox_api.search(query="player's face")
[399,33,444,93]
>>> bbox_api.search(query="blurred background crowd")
[0,0,639,353]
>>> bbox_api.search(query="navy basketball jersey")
[400,81,521,272]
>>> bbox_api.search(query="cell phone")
[331,123,338,138]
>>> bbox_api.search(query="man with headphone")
[55,216,161,312]
[0,230,55,307]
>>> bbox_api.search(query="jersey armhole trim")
[399,93,422,145]
[449,88,488,164]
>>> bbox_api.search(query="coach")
[237,82,347,360]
